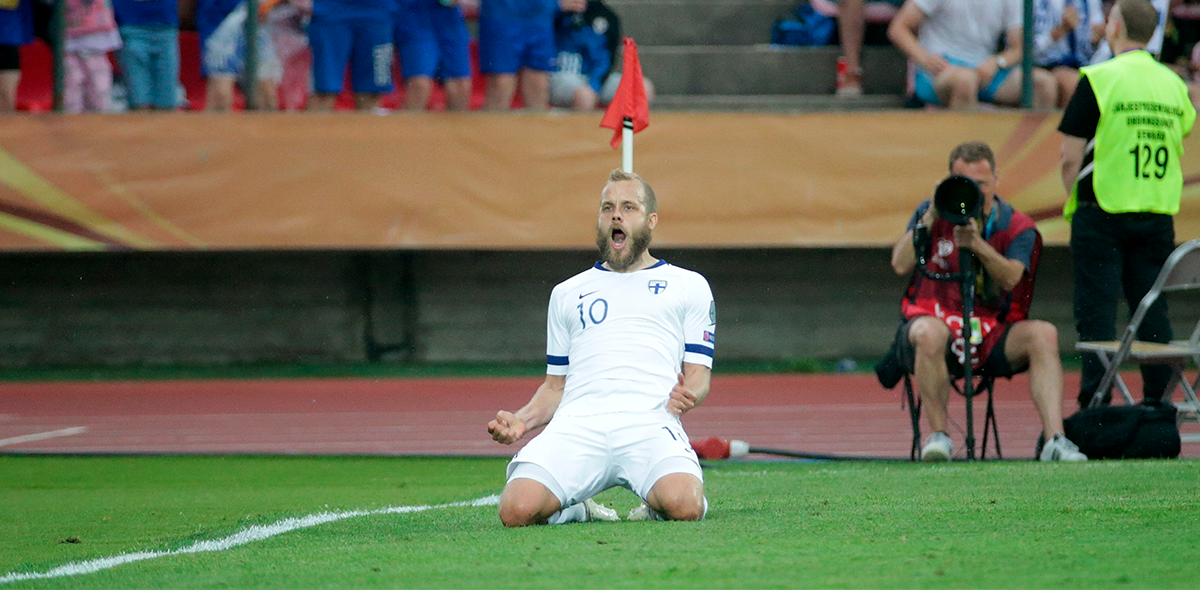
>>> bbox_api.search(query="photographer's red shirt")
[902,196,1040,368]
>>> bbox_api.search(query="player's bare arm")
[952,219,1026,290]
[667,362,711,416]
[488,374,566,444]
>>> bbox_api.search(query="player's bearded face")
[596,215,653,272]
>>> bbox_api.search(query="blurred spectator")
[1176,0,1200,107]
[1187,29,1200,105]
[195,0,240,107]
[394,0,471,111]
[307,0,395,111]
[550,0,652,110]
[267,0,310,110]
[1171,0,1200,59]
[65,0,122,112]
[1033,0,1104,108]
[887,0,1057,109]
[479,0,557,110]
[1156,2,1197,78]
[113,0,180,110]
[203,0,283,111]
[810,0,905,96]
[0,0,34,112]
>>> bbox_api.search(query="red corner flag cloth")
[599,37,649,149]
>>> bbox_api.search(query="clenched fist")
[488,410,527,444]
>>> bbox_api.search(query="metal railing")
[1022,0,1034,108]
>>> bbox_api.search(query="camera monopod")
[914,175,985,460]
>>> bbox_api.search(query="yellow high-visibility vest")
[1065,50,1195,221]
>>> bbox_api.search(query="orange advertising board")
[2,111,1199,251]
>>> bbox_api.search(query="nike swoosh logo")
[580,290,599,299]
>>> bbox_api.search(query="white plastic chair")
[1075,239,1200,442]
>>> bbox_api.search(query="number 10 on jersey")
[578,299,609,329]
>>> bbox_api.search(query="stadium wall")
[0,246,1122,368]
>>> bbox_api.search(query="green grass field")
[2,456,1198,588]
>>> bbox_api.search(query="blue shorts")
[394,1,471,80]
[203,3,282,82]
[477,15,555,74]
[195,0,241,76]
[914,56,1013,106]
[309,7,394,94]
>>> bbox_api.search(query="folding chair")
[1075,239,1200,443]
[902,372,1001,461]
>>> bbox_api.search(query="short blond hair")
[607,169,658,214]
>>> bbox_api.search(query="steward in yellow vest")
[1064,50,1195,220]
[1059,0,1196,408]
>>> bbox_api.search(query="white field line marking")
[0,494,501,585]
[0,426,88,448]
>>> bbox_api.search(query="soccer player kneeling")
[487,169,716,526]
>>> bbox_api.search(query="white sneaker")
[626,503,652,521]
[1040,434,1088,462]
[920,432,952,462]
[583,498,620,522]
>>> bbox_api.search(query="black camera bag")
[1050,400,1180,459]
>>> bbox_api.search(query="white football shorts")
[506,410,703,507]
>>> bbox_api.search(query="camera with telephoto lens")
[911,174,985,281]
[933,175,983,226]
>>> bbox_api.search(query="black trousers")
[1071,204,1176,407]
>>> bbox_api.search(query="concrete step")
[640,44,908,96]
[608,0,800,46]
[651,94,907,112]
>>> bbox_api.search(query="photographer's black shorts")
[891,316,1025,379]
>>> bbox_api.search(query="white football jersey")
[545,260,716,418]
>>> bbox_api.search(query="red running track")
[1,373,1195,460]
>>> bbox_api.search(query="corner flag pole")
[622,119,634,172]
[601,38,649,173]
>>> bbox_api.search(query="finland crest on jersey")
[546,260,716,418]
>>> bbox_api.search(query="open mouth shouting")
[611,227,628,250]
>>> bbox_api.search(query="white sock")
[547,502,587,525]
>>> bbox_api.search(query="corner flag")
[599,38,649,163]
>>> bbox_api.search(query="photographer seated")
[888,141,1087,462]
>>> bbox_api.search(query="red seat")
[15,40,52,112]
